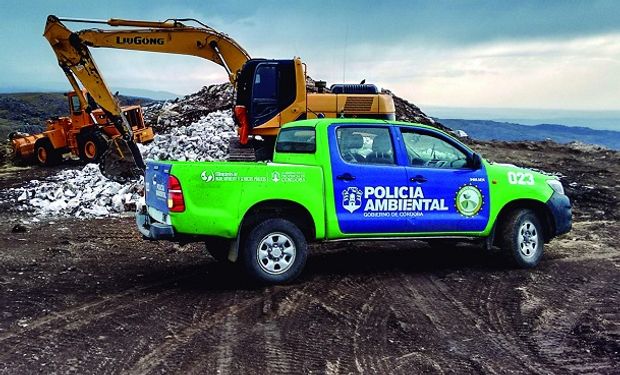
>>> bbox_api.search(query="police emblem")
[342,187,362,213]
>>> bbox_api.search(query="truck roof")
[281,118,448,135]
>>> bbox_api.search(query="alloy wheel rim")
[518,220,539,258]
[256,232,296,275]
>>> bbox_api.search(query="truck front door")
[397,127,490,233]
[329,124,409,234]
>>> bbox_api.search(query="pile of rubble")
[143,83,234,132]
[139,110,235,161]
[1,110,235,220]
[5,164,143,219]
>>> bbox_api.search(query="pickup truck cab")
[137,119,572,284]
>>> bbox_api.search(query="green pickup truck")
[137,118,571,284]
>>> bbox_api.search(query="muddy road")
[0,214,618,374]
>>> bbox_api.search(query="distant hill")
[440,119,620,150]
[0,92,161,140]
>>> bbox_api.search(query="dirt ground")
[0,142,619,374]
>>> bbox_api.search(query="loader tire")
[34,138,61,166]
[78,132,108,164]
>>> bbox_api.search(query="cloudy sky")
[1,0,619,111]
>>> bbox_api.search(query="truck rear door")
[145,161,171,215]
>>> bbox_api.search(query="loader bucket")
[99,137,145,183]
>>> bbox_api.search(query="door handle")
[410,175,427,183]
[337,173,356,181]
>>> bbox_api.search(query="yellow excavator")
[43,15,395,181]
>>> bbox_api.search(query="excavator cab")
[234,59,298,144]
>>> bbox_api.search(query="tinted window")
[402,130,468,169]
[275,127,316,153]
[71,95,81,113]
[254,65,277,99]
[336,127,395,165]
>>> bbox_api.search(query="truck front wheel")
[499,209,544,268]
[242,218,307,284]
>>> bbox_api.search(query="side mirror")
[469,153,482,169]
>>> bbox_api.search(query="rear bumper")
[546,192,572,237]
[136,210,175,240]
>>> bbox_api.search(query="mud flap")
[99,137,145,183]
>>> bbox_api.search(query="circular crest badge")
[455,185,483,217]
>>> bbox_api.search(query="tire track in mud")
[396,272,545,373]
[250,279,366,374]
[518,261,620,373]
[0,269,205,372]
[0,271,196,345]
[360,273,452,374]
[125,294,265,375]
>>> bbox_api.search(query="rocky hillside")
[441,118,620,150]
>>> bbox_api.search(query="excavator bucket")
[99,137,145,183]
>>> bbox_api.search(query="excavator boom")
[42,15,250,181]
[76,19,250,84]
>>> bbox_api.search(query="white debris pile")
[2,110,236,219]
[139,110,236,161]
[142,83,234,131]
[5,164,143,219]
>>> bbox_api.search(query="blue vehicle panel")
[329,124,409,233]
[144,161,171,214]
[329,123,490,235]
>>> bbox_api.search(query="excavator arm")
[76,18,250,85]
[42,15,251,181]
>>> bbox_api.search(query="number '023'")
[508,171,535,185]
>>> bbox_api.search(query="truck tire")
[78,132,108,163]
[499,209,544,268]
[34,138,61,166]
[241,218,307,284]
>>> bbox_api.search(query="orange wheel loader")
[9,91,154,167]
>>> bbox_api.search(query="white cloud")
[58,32,620,112]
[307,33,620,111]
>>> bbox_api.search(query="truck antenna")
[342,24,349,83]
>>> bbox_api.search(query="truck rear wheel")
[78,132,108,163]
[34,138,61,166]
[241,218,307,284]
[499,209,544,268]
